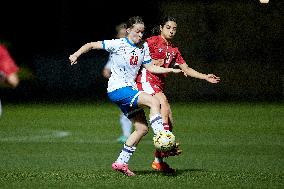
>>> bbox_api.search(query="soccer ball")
[153,130,176,152]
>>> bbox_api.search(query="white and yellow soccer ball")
[153,130,176,152]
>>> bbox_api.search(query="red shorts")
[137,81,164,95]
[136,69,165,95]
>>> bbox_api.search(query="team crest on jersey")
[158,48,163,52]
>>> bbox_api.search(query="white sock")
[149,114,164,135]
[154,157,163,163]
[120,113,132,137]
[116,144,136,164]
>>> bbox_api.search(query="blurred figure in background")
[102,22,133,144]
[0,41,20,116]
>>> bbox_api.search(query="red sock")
[154,149,162,158]
[163,123,170,130]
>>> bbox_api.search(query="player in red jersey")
[0,42,20,116]
[136,16,220,172]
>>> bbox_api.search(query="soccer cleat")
[112,162,135,176]
[159,142,182,158]
[152,161,176,173]
[117,135,128,144]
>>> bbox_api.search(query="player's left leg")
[109,87,149,176]
[117,112,132,143]
[112,111,148,176]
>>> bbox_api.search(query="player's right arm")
[69,41,103,65]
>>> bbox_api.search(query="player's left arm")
[143,42,181,74]
[175,48,220,83]
[144,63,181,74]
[179,63,220,84]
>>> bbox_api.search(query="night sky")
[1,0,161,58]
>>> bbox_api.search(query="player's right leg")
[153,92,171,130]
[112,110,149,176]
[137,92,164,135]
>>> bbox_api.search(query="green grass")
[0,101,283,188]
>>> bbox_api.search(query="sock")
[120,113,132,137]
[116,144,136,164]
[168,121,173,131]
[154,150,163,163]
[154,157,163,163]
[149,114,164,135]
[163,123,170,130]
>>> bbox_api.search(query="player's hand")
[69,54,78,65]
[205,74,220,83]
[182,70,188,77]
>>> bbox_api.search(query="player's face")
[127,24,145,44]
[160,21,177,40]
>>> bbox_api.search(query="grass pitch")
[0,101,283,188]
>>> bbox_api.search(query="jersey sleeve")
[175,48,186,65]
[142,42,152,65]
[102,39,120,53]
[0,45,19,77]
[104,54,112,69]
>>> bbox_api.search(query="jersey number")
[165,52,171,64]
[130,56,138,65]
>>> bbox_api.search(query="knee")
[151,97,160,108]
[137,126,149,136]
[142,127,149,135]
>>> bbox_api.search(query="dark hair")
[126,16,144,29]
[115,22,127,33]
[151,15,177,36]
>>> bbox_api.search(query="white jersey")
[104,54,112,70]
[103,37,152,92]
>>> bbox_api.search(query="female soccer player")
[136,16,220,172]
[69,16,182,176]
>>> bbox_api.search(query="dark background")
[0,0,283,102]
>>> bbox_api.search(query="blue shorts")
[108,86,143,119]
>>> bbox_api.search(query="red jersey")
[0,44,19,78]
[136,35,185,94]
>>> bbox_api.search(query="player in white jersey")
[102,22,133,144]
[69,16,182,176]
